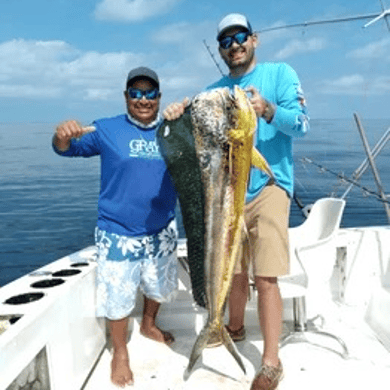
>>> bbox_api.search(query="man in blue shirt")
[165,13,309,390]
[53,67,178,387]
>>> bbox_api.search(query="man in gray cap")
[53,66,178,387]
[165,13,309,390]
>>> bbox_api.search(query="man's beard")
[225,47,255,72]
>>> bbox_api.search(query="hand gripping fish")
[158,86,274,378]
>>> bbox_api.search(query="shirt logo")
[129,138,161,160]
[296,85,308,115]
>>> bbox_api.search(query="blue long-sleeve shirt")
[207,62,309,201]
[53,114,177,237]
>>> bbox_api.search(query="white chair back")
[282,197,346,294]
[293,198,346,246]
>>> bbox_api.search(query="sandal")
[226,325,246,342]
[206,325,246,348]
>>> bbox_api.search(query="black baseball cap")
[126,66,160,89]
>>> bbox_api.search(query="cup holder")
[30,279,65,289]
[71,262,89,267]
[0,315,22,325]
[52,269,82,277]
[0,315,22,335]
[4,293,45,305]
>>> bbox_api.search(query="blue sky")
[1,0,389,123]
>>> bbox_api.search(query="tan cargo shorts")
[235,184,290,277]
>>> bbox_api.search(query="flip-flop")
[140,329,175,345]
[161,330,175,345]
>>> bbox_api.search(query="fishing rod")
[341,127,390,199]
[257,1,390,33]
[203,40,225,76]
[204,2,390,75]
[301,157,390,206]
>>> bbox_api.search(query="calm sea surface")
[1,118,389,286]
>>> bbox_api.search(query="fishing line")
[203,40,226,76]
[302,157,390,205]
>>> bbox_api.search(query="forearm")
[271,105,309,138]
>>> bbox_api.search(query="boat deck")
[2,227,389,390]
[84,263,390,389]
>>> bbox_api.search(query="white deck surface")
[2,228,390,390]
[84,282,390,389]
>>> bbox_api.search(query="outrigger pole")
[257,1,390,33]
[353,114,390,224]
[341,127,390,200]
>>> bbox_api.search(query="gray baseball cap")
[217,13,252,40]
[126,66,160,89]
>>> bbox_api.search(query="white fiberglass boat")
[1,216,390,390]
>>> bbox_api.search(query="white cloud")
[320,74,390,95]
[0,84,62,98]
[153,22,194,44]
[347,37,390,61]
[0,39,147,101]
[150,20,221,99]
[274,37,327,60]
[94,0,182,22]
[162,75,199,90]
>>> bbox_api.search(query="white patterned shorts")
[95,220,178,320]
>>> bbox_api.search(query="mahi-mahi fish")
[158,85,274,378]
[158,109,207,308]
[186,85,274,378]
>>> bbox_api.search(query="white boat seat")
[278,197,349,358]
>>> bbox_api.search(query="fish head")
[191,87,235,146]
[191,86,256,145]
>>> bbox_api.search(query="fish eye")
[199,153,212,169]
[163,125,170,137]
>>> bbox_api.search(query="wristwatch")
[262,99,276,123]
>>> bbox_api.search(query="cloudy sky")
[1,0,390,123]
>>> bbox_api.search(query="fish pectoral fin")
[251,147,275,179]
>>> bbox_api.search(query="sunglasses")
[127,87,160,100]
[218,31,251,50]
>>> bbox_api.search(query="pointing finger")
[82,125,96,134]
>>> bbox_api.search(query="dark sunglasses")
[127,87,159,100]
[218,31,251,50]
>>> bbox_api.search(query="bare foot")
[111,348,134,387]
[139,324,175,345]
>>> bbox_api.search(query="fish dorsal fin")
[251,147,274,179]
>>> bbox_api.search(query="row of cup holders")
[3,263,90,306]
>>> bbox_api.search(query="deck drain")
[52,269,81,277]
[71,262,89,267]
[30,279,65,288]
[4,293,44,305]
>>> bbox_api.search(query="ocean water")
[0,119,389,287]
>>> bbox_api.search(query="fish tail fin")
[251,147,275,179]
[184,321,246,380]
[221,326,247,374]
[184,322,215,380]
